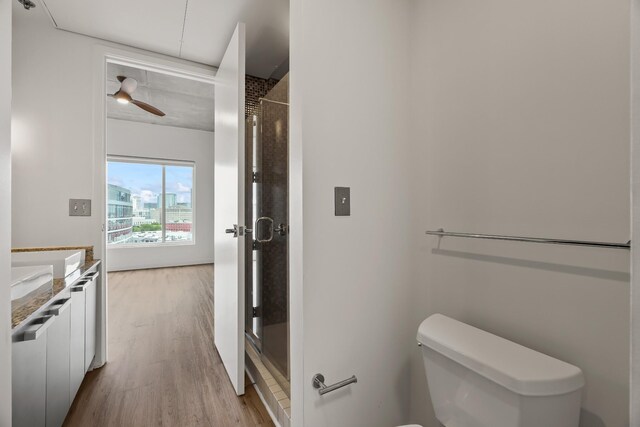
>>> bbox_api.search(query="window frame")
[106,155,196,248]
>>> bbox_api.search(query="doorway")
[74,46,278,425]
[91,46,217,371]
[104,62,214,272]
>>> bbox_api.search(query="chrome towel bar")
[312,373,358,395]
[426,229,630,250]
[259,98,290,106]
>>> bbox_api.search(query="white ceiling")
[39,0,289,78]
[107,63,215,132]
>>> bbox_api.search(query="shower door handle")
[254,217,274,243]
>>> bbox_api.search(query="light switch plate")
[334,187,350,216]
[69,199,92,216]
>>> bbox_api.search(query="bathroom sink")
[11,265,53,301]
[12,250,85,279]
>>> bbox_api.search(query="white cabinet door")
[45,298,72,427]
[12,315,54,427]
[69,281,87,401]
[84,273,98,372]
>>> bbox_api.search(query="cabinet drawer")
[70,281,87,401]
[12,315,54,427]
[45,298,71,427]
[84,272,99,372]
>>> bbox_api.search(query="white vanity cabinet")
[12,262,102,427]
[45,298,72,427]
[12,315,54,427]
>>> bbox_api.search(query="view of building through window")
[107,159,194,245]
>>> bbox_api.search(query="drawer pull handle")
[71,280,89,292]
[23,315,55,341]
[47,298,71,315]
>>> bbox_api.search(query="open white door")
[214,23,246,396]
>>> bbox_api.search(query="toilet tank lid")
[417,314,585,396]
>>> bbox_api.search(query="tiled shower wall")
[246,75,280,118]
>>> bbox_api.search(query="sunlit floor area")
[63,264,274,427]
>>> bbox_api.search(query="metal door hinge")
[252,172,259,183]
[225,224,245,237]
[252,306,261,318]
[274,223,288,236]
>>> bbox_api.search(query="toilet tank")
[417,314,585,427]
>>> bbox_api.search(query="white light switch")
[69,199,92,216]
[334,187,350,216]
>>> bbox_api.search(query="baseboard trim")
[106,261,214,273]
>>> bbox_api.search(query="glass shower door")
[245,93,290,393]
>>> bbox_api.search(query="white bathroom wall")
[106,119,214,271]
[288,1,303,424]
[408,1,630,426]
[11,2,214,259]
[289,0,414,426]
[0,0,11,424]
[632,1,640,424]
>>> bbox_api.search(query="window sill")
[107,241,196,249]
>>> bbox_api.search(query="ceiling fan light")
[114,90,132,105]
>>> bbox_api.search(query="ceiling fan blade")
[131,99,165,117]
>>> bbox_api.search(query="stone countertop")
[11,260,101,329]
[11,245,94,263]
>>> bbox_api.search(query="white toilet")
[400,314,585,427]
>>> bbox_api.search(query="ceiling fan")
[109,76,166,117]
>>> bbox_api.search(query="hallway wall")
[11,2,213,259]
[0,0,11,424]
[632,2,640,423]
[407,1,631,426]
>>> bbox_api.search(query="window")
[107,157,194,246]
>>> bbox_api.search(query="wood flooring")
[63,264,274,427]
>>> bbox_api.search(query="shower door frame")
[244,98,291,387]
[245,114,263,351]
